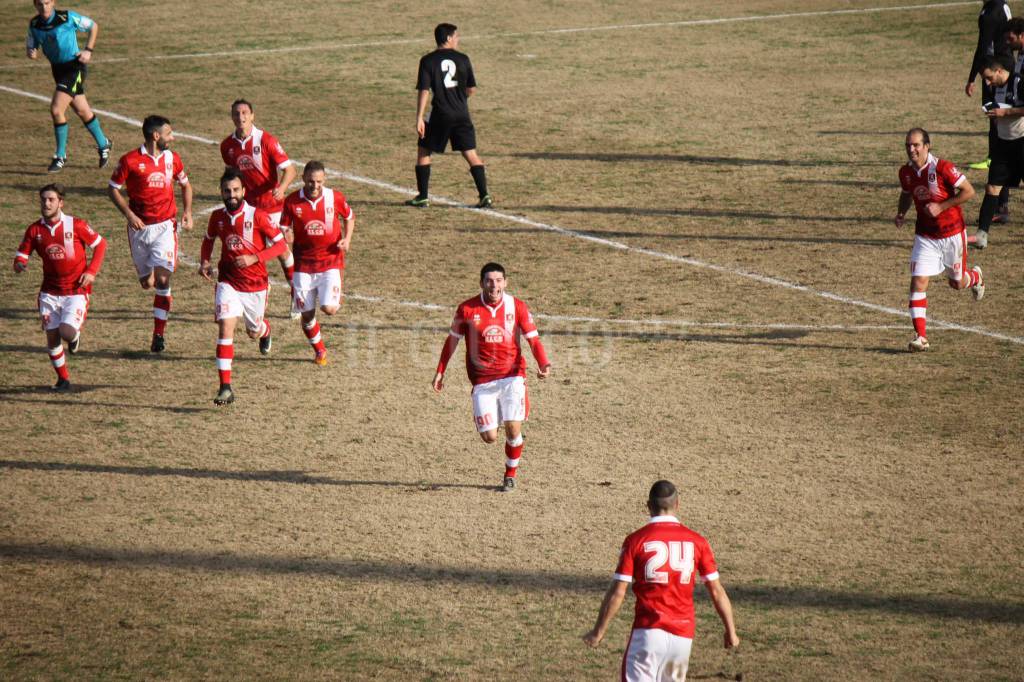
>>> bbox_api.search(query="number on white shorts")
[642,540,694,584]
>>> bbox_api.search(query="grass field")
[1,1,1023,679]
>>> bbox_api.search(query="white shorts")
[214,282,267,332]
[910,231,967,280]
[128,219,177,277]
[293,269,343,312]
[471,376,528,432]
[622,628,693,682]
[38,292,88,331]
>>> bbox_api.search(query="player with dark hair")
[896,128,984,352]
[26,0,111,172]
[280,161,356,365]
[583,480,739,681]
[200,168,287,405]
[965,0,1012,183]
[432,262,551,491]
[13,183,107,390]
[108,114,193,352]
[406,23,492,209]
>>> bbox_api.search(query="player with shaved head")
[584,480,739,681]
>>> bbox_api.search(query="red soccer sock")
[216,338,233,385]
[909,292,927,338]
[49,345,69,381]
[504,435,524,478]
[260,320,272,339]
[965,269,981,287]
[302,319,326,354]
[153,287,172,336]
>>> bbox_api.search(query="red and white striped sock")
[302,318,326,354]
[504,434,524,478]
[49,345,69,381]
[965,269,981,287]
[909,292,927,338]
[216,338,233,385]
[153,287,172,336]
[260,319,272,339]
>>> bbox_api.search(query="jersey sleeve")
[14,226,34,263]
[264,132,291,170]
[696,536,719,583]
[69,11,94,32]
[465,56,477,88]
[516,299,539,338]
[898,168,911,193]
[173,153,189,185]
[74,218,103,249]
[416,55,432,90]
[450,303,468,337]
[26,23,38,50]
[939,160,965,189]
[200,215,217,262]
[279,197,295,228]
[613,539,634,583]
[109,157,129,189]
[219,138,231,166]
[335,190,354,220]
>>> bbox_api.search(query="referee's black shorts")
[988,135,1024,187]
[51,59,87,96]
[420,114,476,154]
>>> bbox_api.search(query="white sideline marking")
[3,84,1022,346]
[0,2,976,69]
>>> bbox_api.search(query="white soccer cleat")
[971,266,985,301]
[908,336,930,352]
[972,230,988,249]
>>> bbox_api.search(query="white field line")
[0,2,976,70]
[4,84,1022,346]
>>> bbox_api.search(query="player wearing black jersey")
[406,23,492,209]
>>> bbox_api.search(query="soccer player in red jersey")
[583,480,739,682]
[199,169,287,405]
[219,99,296,312]
[13,183,107,391]
[432,262,551,491]
[895,128,985,352]
[280,161,355,366]
[107,114,193,353]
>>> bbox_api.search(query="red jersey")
[109,147,189,224]
[220,127,292,212]
[280,188,354,273]
[613,516,720,639]
[898,153,966,239]
[438,293,550,385]
[15,213,106,295]
[201,203,287,292]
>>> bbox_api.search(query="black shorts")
[420,114,476,154]
[987,135,1024,187]
[51,59,86,96]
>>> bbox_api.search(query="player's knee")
[480,430,498,444]
[139,278,152,290]
[59,324,78,342]
[321,305,339,315]
[245,327,260,339]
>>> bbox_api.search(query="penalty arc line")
[0,2,978,69]
[3,84,1021,346]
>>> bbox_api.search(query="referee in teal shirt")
[26,0,111,173]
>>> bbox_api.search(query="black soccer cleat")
[67,333,81,354]
[98,140,112,168]
[259,333,272,355]
[52,378,71,392]
[150,334,165,353]
[405,196,429,208]
[48,157,66,173]
[476,194,493,209]
[213,384,235,405]
[501,476,517,492]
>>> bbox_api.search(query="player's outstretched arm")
[583,580,628,647]
[705,579,739,650]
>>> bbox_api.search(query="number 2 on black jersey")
[441,59,457,89]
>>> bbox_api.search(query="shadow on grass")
[0,459,493,490]
[498,151,893,168]
[0,540,1019,624]
[0,345,311,363]
[484,204,871,226]
[0,396,208,413]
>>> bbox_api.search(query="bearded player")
[896,128,985,352]
[583,480,739,682]
[432,263,551,492]
[199,169,286,405]
[13,183,107,391]
[108,114,193,352]
[220,98,297,314]
[280,161,355,366]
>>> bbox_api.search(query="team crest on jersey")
[226,234,244,251]
[237,155,256,170]
[294,207,303,216]
[505,313,514,323]
[137,163,146,171]
[147,171,168,189]
[46,244,65,260]
[472,313,481,325]
[913,186,932,200]
[305,220,327,236]
[483,325,506,343]
[244,221,253,230]
[928,172,936,183]
[254,146,261,154]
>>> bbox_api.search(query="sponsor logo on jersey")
[305,220,327,236]
[226,234,244,251]
[147,171,168,189]
[483,325,506,343]
[237,155,256,171]
[46,244,66,260]
[913,186,932,201]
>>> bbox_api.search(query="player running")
[280,161,356,366]
[407,23,492,209]
[896,128,985,352]
[220,98,297,314]
[108,115,193,353]
[432,263,551,492]
[200,169,287,406]
[25,0,111,172]
[583,480,739,682]
[13,183,107,391]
